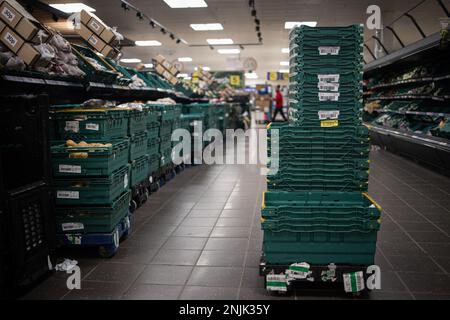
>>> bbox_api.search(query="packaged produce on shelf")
[146,98,177,105]
[128,74,148,89]
[81,99,115,108]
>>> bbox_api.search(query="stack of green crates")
[263,25,381,267]
[144,105,161,176]
[50,105,131,235]
[128,107,149,187]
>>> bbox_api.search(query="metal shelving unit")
[364,31,450,175]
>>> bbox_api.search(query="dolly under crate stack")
[50,104,132,258]
[262,25,382,294]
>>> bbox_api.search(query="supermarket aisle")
[22,149,450,300]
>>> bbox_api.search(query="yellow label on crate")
[321,120,339,127]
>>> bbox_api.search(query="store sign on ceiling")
[267,72,289,81]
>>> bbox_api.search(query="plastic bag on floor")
[55,259,78,272]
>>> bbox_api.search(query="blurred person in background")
[272,85,287,121]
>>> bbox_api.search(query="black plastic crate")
[0,95,50,191]
[3,182,55,293]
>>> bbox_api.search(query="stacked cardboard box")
[154,54,179,86]
[75,9,120,59]
[0,0,51,66]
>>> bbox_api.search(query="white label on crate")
[85,123,99,131]
[3,32,18,47]
[57,191,80,199]
[318,110,340,120]
[124,173,128,189]
[90,20,101,32]
[65,121,79,132]
[318,46,340,55]
[318,92,340,102]
[66,234,82,245]
[286,263,312,280]
[318,82,340,92]
[343,271,365,293]
[62,223,84,231]
[59,165,82,174]
[266,274,287,292]
[318,74,340,83]
[89,36,98,46]
[1,7,15,22]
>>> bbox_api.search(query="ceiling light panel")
[190,23,223,31]
[163,0,207,8]
[284,21,317,29]
[49,3,95,13]
[135,40,162,46]
[207,38,233,45]
[218,48,240,54]
[178,57,193,62]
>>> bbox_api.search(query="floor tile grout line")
[394,271,416,300]
[371,161,450,212]
[176,165,230,300]
[235,178,261,300]
[373,153,450,196]
[375,245,396,270]
[377,203,448,275]
[380,150,450,188]
[120,165,212,299]
[372,175,450,238]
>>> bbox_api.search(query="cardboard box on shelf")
[99,27,115,44]
[75,23,93,42]
[88,33,106,52]
[0,1,21,28]
[15,17,38,41]
[169,65,178,76]
[155,63,165,76]
[162,59,171,70]
[162,70,172,80]
[100,44,115,58]
[0,19,5,32]
[155,54,165,64]
[80,9,106,36]
[16,42,40,66]
[0,26,24,53]
[169,76,178,86]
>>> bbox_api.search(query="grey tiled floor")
[22,149,450,300]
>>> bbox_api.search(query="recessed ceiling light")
[280,61,289,66]
[135,40,162,47]
[207,38,233,45]
[284,21,317,29]
[49,3,95,13]
[218,48,240,54]
[202,66,211,71]
[177,73,189,78]
[144,63,154,68]
[120,58,142,63]
[281,48,289,53]
[245,72,258,79]
[163,0,207,8]
[190,23,223,31]
[178,57,193,62]
[279,69,289,73]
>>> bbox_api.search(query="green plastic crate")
[51,139,130,177]
[130,131,148,161]
[53,107,128,141]
[131,155,149,186]
[160,120,173,136]
[267,180,368,193]
[55,191,130,234]
[54,165,130,205]
[147,137,160,156]
[147,125,160,140]
[128,109,149,135]
[261,192,381,219]
[148,153,160,174]
[263,230,377,265]
[72,44,119,84]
